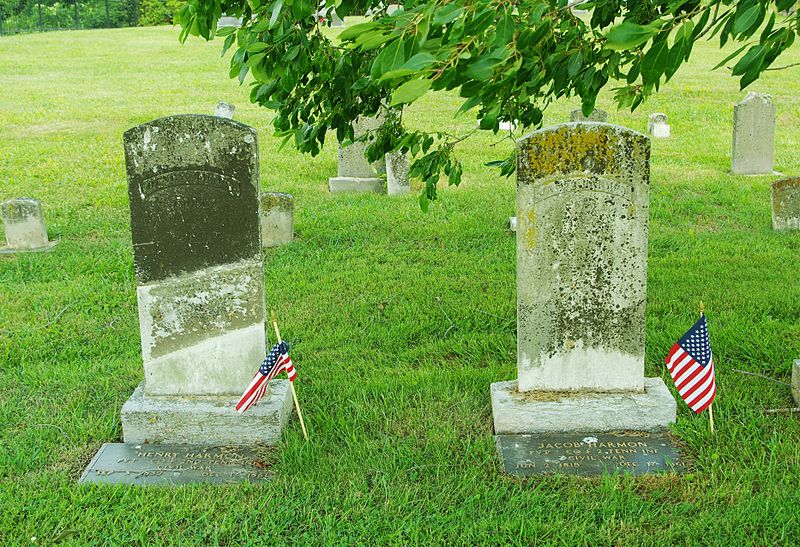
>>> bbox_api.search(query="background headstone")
[217,15,242,29]
[120,114,291,445]
[386,151,410,196]
[261,192,294,247]
[732,92,775,175]
[508,216,517,232]
[215,101,235,119]
[329,112,387,194]
[0,197,58,252]
[492,123,675,439]
[770,177,800,231]
[570,108,608,122]
[330,10,344,27]
[386,4,403,15]
[793,360,799,406]
[648,113,670,138]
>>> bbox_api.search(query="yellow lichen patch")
[520,126,623,180]
[521,207,537,250]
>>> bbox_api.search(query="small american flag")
[236,341,296,414]
[665,315,717,413]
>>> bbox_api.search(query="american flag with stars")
[665,315,716,413]
[236,341,296,414]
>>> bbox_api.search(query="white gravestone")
[215,101,235,119]
[491,122,676,434]
[386,151,410,196]
[261,192,294,247]
[329,112,387,194]
[648,113,670,138]
[0,197,59,253]
[771,177,800,231]
[732,92,776,175]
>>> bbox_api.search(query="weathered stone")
[491,379,677,434]
[732,92,775,175]
[515,122,650,392]
[121,380,292,445]
[329,177,384,194]
[386,150,410,196]
[214,101,235,119]
[771,177,800,231]
[793,360,800,406]
[329,112,388,193]
[122,115,266,397]
[509,216,517,232]
[0,197,58,252]
[217,16,242,29]
[260,192,294,247]
[570,108,608,122]
[648,113,670,138]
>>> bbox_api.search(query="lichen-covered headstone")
[0,197,58,252]
[329,112,387,194]
[491,123,675,439]
[648,113,670,138]
[386,151,410,196]
[570,108,608,122]
[214,101,235,119]
[771,177,800,231]
[732,92,775,175]
[119,115,291,445]
[261,192,294,247]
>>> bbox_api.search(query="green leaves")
[390,79,432,106]
[604,21,658,50]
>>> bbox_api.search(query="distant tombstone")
[329,112,387,194]
[215,101,235,119]
[508,216,517,232]
[493,123,676,472]
[570,108,607,122]
[119,115,291,446]
[386,4,403,15]
[386,151,410,196]
[217,15,242,29]
[330,10,344,27]
[0,197,59,253]
[771,177,800,231]
[732,92,775,175]
[261,192,294,247]
[648,113,670,138]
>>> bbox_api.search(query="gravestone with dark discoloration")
[732,92,775,175]
[491,123,676,446]
[119,115,292,446]
[386,151,410,196]
[260,191,294,247]
[0,197,59,253]
[771,177,800,231]
[570,108,608,123]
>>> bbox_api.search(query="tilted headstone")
[648,113,670,138]
[215,101,235,119]
[261,192,294,247]
[385,151,410,196]
[570,108,608,122]
[491,123,676,443]
[771,177,800,231]
[329,112,387,194]
[732,92,775,175]
[119,115,291,446]
[0,197,59,252]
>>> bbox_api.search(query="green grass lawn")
[1,22,800,544]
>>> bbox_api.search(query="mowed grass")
[1,21,799,544]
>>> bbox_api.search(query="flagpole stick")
[270,310,308,440]
[699,300,716,434]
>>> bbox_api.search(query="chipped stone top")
[123,115,261,284]
[517,123,650,184]
[0,197,42,222]
[738,91,773,107]
[260,192,294,211]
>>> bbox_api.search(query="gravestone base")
[329,177,384,194]
[491,378,676,435]
[0,238,59,254]
[121,380,293,445]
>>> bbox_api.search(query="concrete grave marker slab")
[570,108,608,122]
[0,197,59,253]
[329,112,387,194]
[118,114,291,446]
[491,123,676,473]
[771,177,800,231]
[261,191,294,247]
[214,101,235,119]
[386,150,410,196]
[648,113,670,138]
[732,92,776,175]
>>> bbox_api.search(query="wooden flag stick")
[271,310,308,440]
[700,300,715,434]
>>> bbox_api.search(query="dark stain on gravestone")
[124,115,260,284]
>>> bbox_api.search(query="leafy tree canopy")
[177,0,799,208]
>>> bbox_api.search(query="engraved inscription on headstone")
[80,443,273,485]
[732,92,775,175]
[497,433,681,476]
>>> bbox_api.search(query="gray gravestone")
[0,197,59,253]
[215,101,235,119]
[217,15,242,29]
[648,113,670,138]
[386,150,410,196]
[732,92,775,175]
[492,123,676,463]
[329,112,387,194]
[261,192,294,247]
[771,177,800,231]
[570,108,608,122]
[119,115,291,445]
